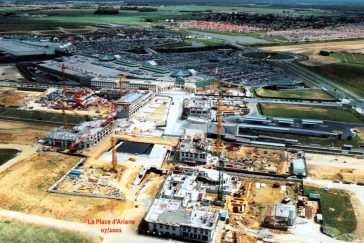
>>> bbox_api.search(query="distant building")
[0,39,59,56]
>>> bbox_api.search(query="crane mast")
[214,68,225,206]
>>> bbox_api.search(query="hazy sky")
[122,0,364,4]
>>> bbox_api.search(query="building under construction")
[115,91,155,118]
[143,167,224,242]
[46,119,112,148]
[178,132,214,165]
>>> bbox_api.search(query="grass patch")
[243,51,293,59]
[0,221,91,243]
[0,107,85,124]
[330,52,364,65]
[258,103,364,123]
[255,88,336,101]
[306,63,364,98]
[304,186,356,240]
[0,149,19,166]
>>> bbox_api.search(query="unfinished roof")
[118,92,144,103]
[145,198,218,229]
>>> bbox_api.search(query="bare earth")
[0,152,115,223]
[0,120,53,145]
[0,87,45,107]
[260,40,364,66]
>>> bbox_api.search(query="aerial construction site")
[0,2,364,243]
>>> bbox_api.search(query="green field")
[304,186,356,241]
[255,88,337,101]
[330,52,364,65]
[243,51,293,59]
[0,9,192,32]
[0,149,19,165]
[0,107,85,124]
[307,63,364,98]
[159,5,335,16]
[0,5,339,33]
[0,221,90,243]
[258,103,364,123]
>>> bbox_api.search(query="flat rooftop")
[0,39,58,56]
[47,120,107,141]
[119,92,144,103]
[145,198,217,229]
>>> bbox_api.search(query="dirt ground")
[0,65,24,81]
[0,152,116,223]
[225,146,290,174]
[0,120,53,145]
[33,101,112,118]
[308,164,364,182]
[0,87,45,107]
[260,40,364,66]
[306,153,364,183]
[354,128,364,141]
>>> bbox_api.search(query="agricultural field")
[304,186,357,241]
[307,63,364,98]
[0,149,19,165]
[258,103,364,123]
[159,5,336,16]
[254,88,336,101]
[243,51,293,59]
[330,52,364,65]
[0,9,192,33]
[0,107,85,125]
[0,220,92,243]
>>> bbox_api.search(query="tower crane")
[110,101,118,173]
[118,73,127,98]
[213,67,226,206]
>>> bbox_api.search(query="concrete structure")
[144,167,223,242]
[274,203,296,226]
[292,159,306,177]
[100,142,171,168]
[182,97,212,119]
[46,120,112,148]
[145,199,218,242]
[0,38,59,56]
[179,139,213,165]
[37,55,208,90]
[115,91,155,118]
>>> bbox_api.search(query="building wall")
[47,122,112,149]
[179,150,211,164]
[116,92,155,119]
[147,222,215,242]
